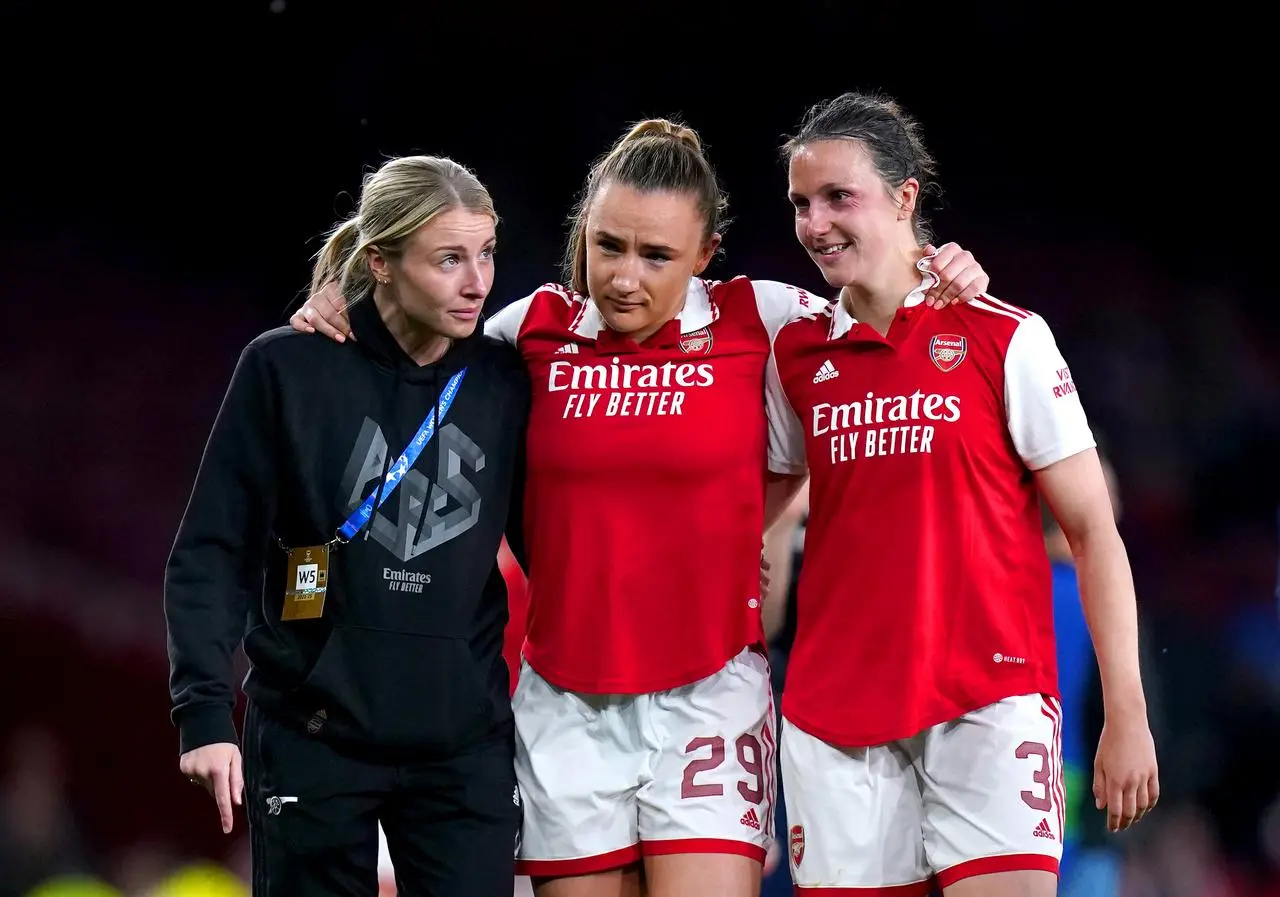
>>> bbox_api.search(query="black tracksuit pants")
[243,702,520,896]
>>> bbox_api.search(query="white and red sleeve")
[754,281,824,474]
[484,294,536,345]
[1004,313,1097,470]
[765,342,808,476]
[751,279,828,340]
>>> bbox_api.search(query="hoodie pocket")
[296,626,493,753]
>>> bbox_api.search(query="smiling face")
[787,138,919,290]
[583,180,720,343]
[368,207,497,340]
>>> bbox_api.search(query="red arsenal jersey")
[488,277,820,693]
[497,539,527,697]
[767,265,1095,746]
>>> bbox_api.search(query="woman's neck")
[373,288,451,366]
[840,246,925,337]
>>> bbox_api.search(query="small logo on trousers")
[266,796,298,815]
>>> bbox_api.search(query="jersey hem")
[523,643,758,695]
[783,680,1061,748]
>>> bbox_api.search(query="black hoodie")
[164,296,530,760]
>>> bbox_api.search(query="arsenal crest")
[678,327,714,355]
[789,824,805,867]
[929,334,967,372]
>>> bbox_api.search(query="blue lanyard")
[336,367,467,542]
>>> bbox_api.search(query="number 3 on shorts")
[1016,740,1053,812]
[680,734,766,803]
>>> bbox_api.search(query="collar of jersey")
[570,277,718,342]
[830,255,942,340]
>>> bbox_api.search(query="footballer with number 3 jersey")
[765,92,1159,896]
[772,270,1095,748]
[294,115,990,897]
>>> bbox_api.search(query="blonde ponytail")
[309,217,370,301]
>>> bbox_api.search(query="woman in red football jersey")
[765,91,1159,897]
[293,118,987,897]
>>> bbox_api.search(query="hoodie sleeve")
[164,341,279,754]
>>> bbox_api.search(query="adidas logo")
[554,343,579,355]
[1032,818,1055,840]
[739,808,761,830]
[813,359,839,383]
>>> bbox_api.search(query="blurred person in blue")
[164,155,529,896]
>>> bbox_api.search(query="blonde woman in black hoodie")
[165,155,530,897]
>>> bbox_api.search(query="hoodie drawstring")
[429,366,441,493]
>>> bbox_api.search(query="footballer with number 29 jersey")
[485,274,819,875]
